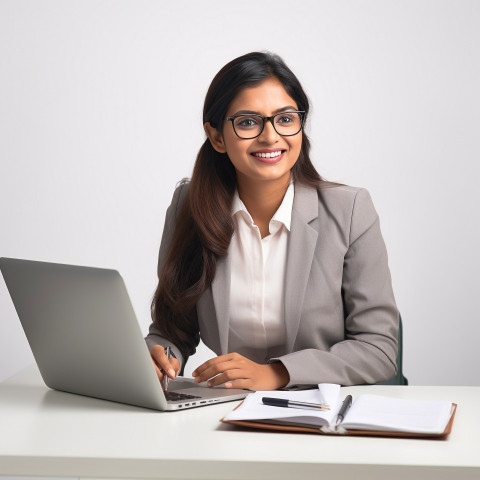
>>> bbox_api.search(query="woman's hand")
[150,345,181,383]
[192,353,290,390]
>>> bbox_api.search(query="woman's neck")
[237,176,291,238]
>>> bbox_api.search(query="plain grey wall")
[1,0,479,385]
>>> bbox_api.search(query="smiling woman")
[205,77,304,228]
[146,52,399,391]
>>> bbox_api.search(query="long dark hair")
[151,52,325,359]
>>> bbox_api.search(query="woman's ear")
[204,122,227,153]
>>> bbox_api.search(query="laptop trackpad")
[169,378,247,398]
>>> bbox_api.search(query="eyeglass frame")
[224,110,306,139]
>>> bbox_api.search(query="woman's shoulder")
[295,181,378,234]
[162,179,191,222]
[317,183,379,241]
[317,181,369,199]
[173,178,191,193]
[170,178,190,203]
[296,181,374,209]
[316,182,375,212]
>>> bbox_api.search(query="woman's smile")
[250,148,286,163]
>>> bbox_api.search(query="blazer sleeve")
[145,182,193,367]
[273,188,399,387]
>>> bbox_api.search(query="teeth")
[252,151,282,158]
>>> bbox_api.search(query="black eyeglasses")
[225,111,305,139]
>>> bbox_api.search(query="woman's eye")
[236,117,260,128]
[277,115,294,124]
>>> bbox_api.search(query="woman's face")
[208,77,303,189]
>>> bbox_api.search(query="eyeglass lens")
[233,112,302,139]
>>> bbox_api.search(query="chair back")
[378,314,408,385]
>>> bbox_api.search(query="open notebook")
[222,384,456,438]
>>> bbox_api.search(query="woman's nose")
[257,119,279,144]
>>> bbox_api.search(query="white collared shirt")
[227,183,294,363]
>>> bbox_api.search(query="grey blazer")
[146,182,399,387]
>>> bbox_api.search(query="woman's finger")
[170,357,181,376]
[193,359,241,384]
[192,353,237,377]
[150,345,176,378]
[204,369,246,387]
[151,358,165,381]
[224,378,252,389]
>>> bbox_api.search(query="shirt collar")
[272,181,294,231]
[231,182,294,231]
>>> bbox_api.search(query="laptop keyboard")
[165,390,201,402]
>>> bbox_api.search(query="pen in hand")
[161,346,172,392]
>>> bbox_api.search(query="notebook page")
[342,394,453,433]
[223,387,341,426]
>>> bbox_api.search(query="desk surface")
[0,365,479,480]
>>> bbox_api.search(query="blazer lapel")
[211,252,231,355]
[284,183,319,352]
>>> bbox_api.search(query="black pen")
[262,397,330,411]
[335,395,353,425]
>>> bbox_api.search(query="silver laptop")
[0,257,248,411]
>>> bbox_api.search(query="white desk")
[0,365,479,480]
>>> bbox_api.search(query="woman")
[146,52,398,391]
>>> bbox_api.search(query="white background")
[1,0,479,386]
